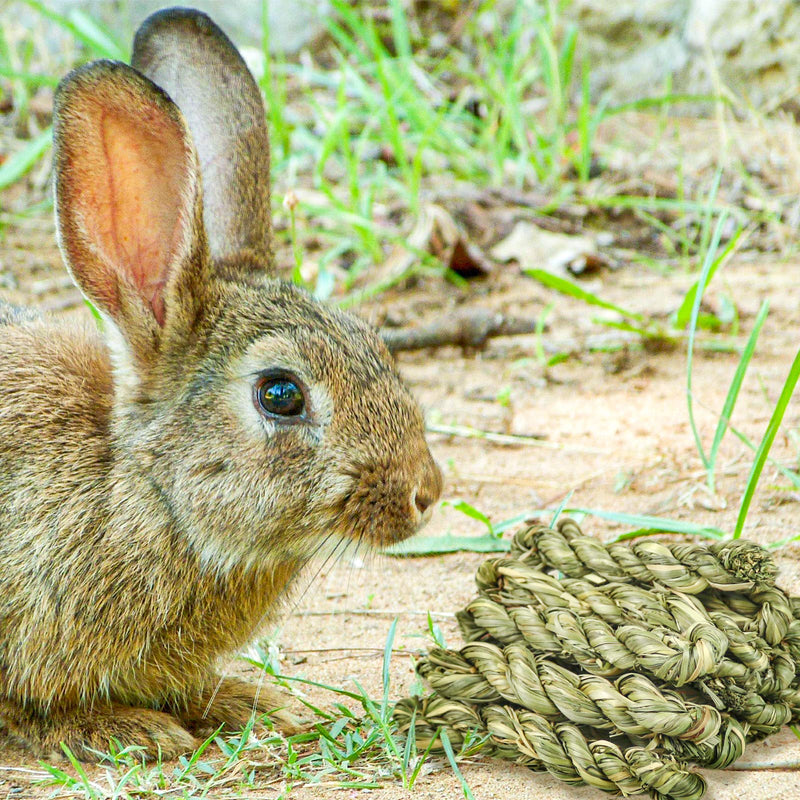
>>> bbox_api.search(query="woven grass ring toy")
[395,519,800,800]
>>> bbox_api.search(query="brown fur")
[0,8,441,760]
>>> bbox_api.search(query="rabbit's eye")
[255,374,306,418]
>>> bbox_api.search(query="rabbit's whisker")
[283,533,349,619]
[204,675,224,720]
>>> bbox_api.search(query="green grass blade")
[525,268,645,321]
[174,726,223,780]
[592,317,670,340]
[275,674,370,703]
[550,491,574,526]
[19,0,127,59]
[0,68,59,88]
[440,729,475,800]
[765,532,800,550]
[733,347,800,539]
[582,194,735,215]
[705,300,769,489]
[603,93,733,116]
[557,25,578,93]
[685,212,729,473]
[407,711,446,788]
[381,619,397,719]
[696,168,723,264]
[0,127,52,190]
[446,500,494,536]
[674,224,743,330]
[59,743,102,798]
[727,424,800,489]
[566,507,725,538]
[327,0,382,65]
[534,301,555,364]
[401,706,416,786]
[388,0,412,61]
[576,57,592,182]
[384,533,511,556]
[493,511,539,536]
[67,9,127,60]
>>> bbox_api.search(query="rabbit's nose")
[412,456,443,521]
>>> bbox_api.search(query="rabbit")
[0,302,39,325]
[0,7,442,761]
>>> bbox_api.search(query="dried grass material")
[509,520,780,594]
[395,521,800,800]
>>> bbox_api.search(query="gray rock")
[563,0,800,109]
[32,0,331,54]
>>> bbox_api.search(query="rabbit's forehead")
[223,281,396,381]
[234,316,397,389]
[235,335,317,383]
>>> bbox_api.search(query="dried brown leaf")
[491,221,616,277]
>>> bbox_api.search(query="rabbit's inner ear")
[85,110,188,325]
[54,63,202,330]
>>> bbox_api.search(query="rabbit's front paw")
[174,677,303,737]
[1,701,198,761]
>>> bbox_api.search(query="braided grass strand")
[394,696,708,800]
[418,642,747,767]
[396,522,800,800]
[509,521,779,594]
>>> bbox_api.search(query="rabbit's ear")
[132,8,273,271]
[53,61,207,346]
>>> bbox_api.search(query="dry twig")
[381,308,539,352]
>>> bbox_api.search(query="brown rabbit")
[0,8,441,760]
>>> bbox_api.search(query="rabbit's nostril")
[414,488,434,515]
[411,452,442,525]
[412,460,443,518]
